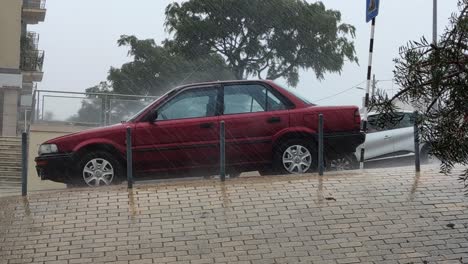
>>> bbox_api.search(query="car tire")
[327,153,359,171]
[274,139,317,175]
[420,145,435,164]
[75,151,123,187]
[228,172,241,178]
[258,168,275,176]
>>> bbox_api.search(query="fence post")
[220,121,226,182]
[318,114,324,176]
[126,127,134,188]
[21,132,28,196]
[101,96,106,126]
[413,111,421,172]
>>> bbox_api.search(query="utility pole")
[371,74,376,99]
[433,0,437,45]
[433,0,440,111]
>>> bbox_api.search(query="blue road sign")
[366,0,380,22]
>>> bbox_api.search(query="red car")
[35,80,364,187]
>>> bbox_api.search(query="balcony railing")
[23,0,46,10]
[21,50,45,72]
[23,32,40,50]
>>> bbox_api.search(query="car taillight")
[354,110,361,128]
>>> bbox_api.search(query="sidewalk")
[0,166,467,264]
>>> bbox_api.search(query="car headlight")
[38,144,59,155]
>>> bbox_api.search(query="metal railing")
[25,32,40,50]
[21,50,45,72]
[32,90,159,127]
[23,0,46,10]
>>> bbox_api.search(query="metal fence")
[31,90,159,127]
[23,0,46,9]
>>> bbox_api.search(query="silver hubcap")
[329,158,351,171]
[83,158,114,187]
[282,145,312,174]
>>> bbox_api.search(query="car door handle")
[384,135,392,139]
[267,117,281,123]
[200,122,214,129]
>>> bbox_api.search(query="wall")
[28,124,90,192]
[1,88,19,136]
[0,0,22,70]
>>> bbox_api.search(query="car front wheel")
[76,151,123,187]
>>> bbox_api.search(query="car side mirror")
[148,110,158,123]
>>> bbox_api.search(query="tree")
[108,35,235,96]
[69,35,235,124]
[372,0,468,193]
[165,0,357,87]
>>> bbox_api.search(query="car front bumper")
[35,153,75,184]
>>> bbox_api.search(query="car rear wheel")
[420,145,436,164]
[77,151,123,187]
[275,139,317,174]
[327,153,359,171]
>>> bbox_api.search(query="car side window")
[395,113,414,128]
[367,112,414,132]
[156,88,217,121]
[224,85,266,114]
[224,84,287,114]
[367,114,383,133]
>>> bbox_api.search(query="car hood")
[45,123,128,145]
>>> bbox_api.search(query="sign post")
[360,0,380,169]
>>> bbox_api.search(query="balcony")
[22,0,46,24]
[22,32,40,50]
[21,50,45,82]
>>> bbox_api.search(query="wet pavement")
[0,165,467,264]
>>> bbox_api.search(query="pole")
[371,74,376,99]
[126,127,133,188]
[360,17,377,169]
[414,111,421,172]
[21,132,28,196]
[24,109,28,132]
[220,121,226,181]
[318,114,324,176]
[433,0,437,45]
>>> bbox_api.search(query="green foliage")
[372,0,468,193]
[165,0,357,87]
[108,35,235,96]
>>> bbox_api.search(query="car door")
[356,113,395,160]
[392,112,416,155]
[221,83,290,166]
[133,86,220,173]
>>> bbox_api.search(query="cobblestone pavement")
[1,166,467,264]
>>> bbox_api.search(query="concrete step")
[0,180,21,186]
[0,176,22,184]
[0,159,21,163]
[0,171,21,176]
[0,137,21,142]
[0,151,22,155]
[0,155,22,160]
[0,187,21,198]
[0,168,22,173]
[0,146,22,152]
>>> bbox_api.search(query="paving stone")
[0,165,467,263]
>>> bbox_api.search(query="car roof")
[174,80,269,90]
[367,110,415,116]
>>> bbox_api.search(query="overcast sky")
[30,0,460,108]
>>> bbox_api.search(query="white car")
[355,111,431,162]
